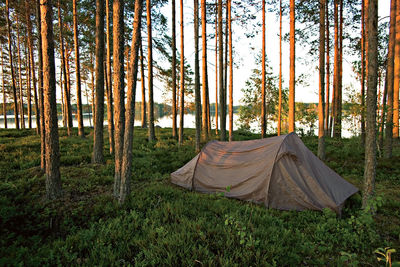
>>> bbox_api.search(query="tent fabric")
[171,133,358,213]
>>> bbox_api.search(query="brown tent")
[171,133,358,213]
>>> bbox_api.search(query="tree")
[37,0,45,171]
[218,0,225,140]
[228,0,233,141]
[194,0,201,151]
[360,0,366,144]
[113,0,125,198]
[1,46,6,129]
[394,0,400,139]
[140,39,147,128]
[148,0,156,142]
[201,0,209,140]
[25,40,32,129]
[261,0,266,138]
[325,0,330,137]
[16,16,25,129]
[278,0,282,136]
[215,0,218,135]
[73,0,85,138]
[119,0,143,204]
[384,0,396,158]
[318,0,325,160]
[172,0,177,138]
[5,0,19,130]
[40,0,62,200]
[92,0,105,164]
[105,0,114,152]
[289,0,295,133]
[362,0,378,208]
[178,0,185,145]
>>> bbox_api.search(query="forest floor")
[0,127,399,266]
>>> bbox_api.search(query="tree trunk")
[66,51,73,130]
[194,0,201,151]
[40,0,62,200]
[393,0,400,139]
[379,78,388,148]
[148,0,156,142]
[215,0,218,135]
[6,0,19,130]
[37,0,45,170]
[105,0,114,150]
[228,0,233,142]
[91,54,95,127]
[278,0,282,136]
[337,0,343,137]
[361,0,366,144]
[112,0,125,198]
[261,0,266,138]
[58,1,72,136]
[140,39,147,128]
[201,0,208,140]
[1,47,7,129]
[218,0,225,140]
[224,4,228,138]
[362,0,378,208]
[60,62,66,127]
[172,0,177,139]
[26,43,32,129]
[325,0,330,137]
[92,0,105,164]
[119,0,143,204]
[289,0,295,133]
[318,0,326,160]
[332,0,339,137]
[16,17,25,129]
[384,0,396,158]
[73,0,85,138]
[178,0,185,145]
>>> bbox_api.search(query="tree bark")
[201,0,209,140]
[16,17,25,129]
[105,0,114,150]
[25,42,32,129]
[332,0,339,137]
[178,0,185,145]
[215,0,218,135]
[384,0,396,158]
[140,39,147,128]
[73,0,85,138]
[278,0,282,136]
[362,0,378,208]
[58,1,72,136]
[112,0,125,198]
[194,0,201,151]
[393,0,400,139]
[6,0,19,130]
[325,0,330,137]
[40,0,62,200]
[37,0,45,170]
[218,0,225,140]
[172,0,177,139]
[228,0,233,142]
[1,47,7,129]
[289,0,295,133]
[92,0,105,164]
[119,0,143,204]
[361,0,366,144]
[261,0,266,138]
[337,0,343,137]
[318,0,326,160]
[148,0,156,142]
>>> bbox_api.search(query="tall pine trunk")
[25,43,32,129]
[73,0,85,138]
[318,0,326,160]
[37,0,45,170]
[16,17,25,129]
[119,0,143,203]
[148,0,156,142]
[325,0,330,137]
[201,0,209,140]
[172,0,177,138]
[218,0,225,140]
[178,0,185,145]
[194,0,201,151]
[362,0,378,208]
[140,40,147,128]
[361,0,366,144]
[40,0,62,200]
[278,0,282,136]
[228,0,233,142]
[1,47,7,129]
[261,0,266,138]
[384,0,396,158]
[92,0,105,164]
[105,0,114,151]
[112,0,125,198]
[289,0,295,133]
[393,0,400,139]
[215,1,218,135]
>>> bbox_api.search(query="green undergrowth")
[0,127,399,266]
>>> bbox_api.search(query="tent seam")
[191,140,216,190]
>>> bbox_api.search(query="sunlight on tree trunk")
[261,0,266,138]
[140,40,147,129]
[393,0,400,139]
[218,0,225,141]
[228,0,233,142]
[278,0,282,136]
[148,0,156,142]
[318,0,326,160]
[194,0,201,151]
[289,0,295,133]
[105,0,114,150]
[201,0,209,141]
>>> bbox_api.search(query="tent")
[171,132,358,213]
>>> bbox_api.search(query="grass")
[0,127,399,266]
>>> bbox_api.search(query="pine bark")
[325,0,330,137]
[105,0,114,151]
[194,0,201,151]
[289,0,295,133]
[384,0,397,158]
[1,47,7,129]
[148,0,156,142]
[228,0,233,142]
[278,0,282,136]
[332,0,339,137]
[361,0,366,144]
[16,17,25,129]
[40,0,62,200]
[178,0,185,145]
[393,0,400,139]
[362,0,378,208]
[201,0,209,140]
[318,0,326,160]
[37,0,45,170]
[140,40,147,128]
[215,1,218,135]
[119,0,143,203]
[92,0,105,164]
[6,0,19,130]
[26,43,32,129]
[261,0,266,138]
[112,0,125,198]
[172,0,177,138]
[218,0,225,140]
